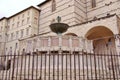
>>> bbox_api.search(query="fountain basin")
[50,23,69,34]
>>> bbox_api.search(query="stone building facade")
[0,17,7,56]
[0,0,120,55]
[0,6,40,56]
[0,0,120,80]
[36,0,120,54]
[37,0,120,36]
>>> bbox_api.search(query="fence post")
[11,55,15,80]
[94,54,97,80]
[110,51,116,80]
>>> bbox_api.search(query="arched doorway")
[85,26,115,54]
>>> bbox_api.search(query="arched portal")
[85,26,115,54]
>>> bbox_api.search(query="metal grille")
[0,52,120,80]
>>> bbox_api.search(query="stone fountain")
[49,16,69,35]
[49,16,69,53]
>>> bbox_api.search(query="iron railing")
[0,52,120,80]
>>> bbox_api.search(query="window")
[0,35,2,39]
[16,31,19,39]
[8,20,10,26]
[26,28,29,35]
[17,22,19,27]
[1,35,2,39]
[35,11,38,16]
[12,24,14,28]
[11,33,14,40]
[22,14,24,18]
[27,17,30,23]
[18,16,20,19]
[34,17,38,24]
[7,34,9,41]
[22,20,24,25]
[1,26,3,31]
[52,0,56,12]
[15,43,18,49]
[7,26,10,31]
[91,0,96,8]
[21,29,24,38]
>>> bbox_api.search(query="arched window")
[91,0,96,8]
[52,0,56,12]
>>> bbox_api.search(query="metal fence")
[0,52,120,80]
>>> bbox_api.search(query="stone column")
[114,34,120,55]
[59,35,62,54]
[87,40,93,53]
[79,37,83,54]
[48,36,51,54]
[69,36,72,54]
[82,38,87,53]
